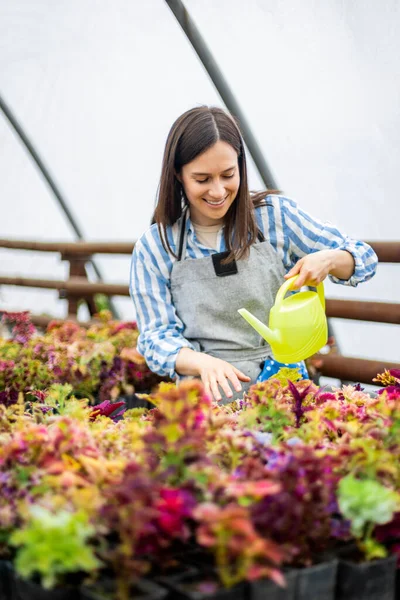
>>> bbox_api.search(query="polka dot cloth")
[257,357,309,382]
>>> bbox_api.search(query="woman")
[130,106,377,402]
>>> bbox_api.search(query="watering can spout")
[237,309,279,345]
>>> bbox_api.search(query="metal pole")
[165,0,278,190]
[0,92,119,318]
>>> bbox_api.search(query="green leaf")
[338,475,399,537]
[10,506,102,588]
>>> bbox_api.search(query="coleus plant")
[194,501,284,588]
[98,460,197,600]
[2,311,35,345]
[240,443,343,566]
[0,311,166,405]
[1,363,400,590]
[143,380,214,484]
[0,395,126,545]
[337,474,400,560]
[10,505,101,589]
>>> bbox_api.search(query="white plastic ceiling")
[0,0,399,366]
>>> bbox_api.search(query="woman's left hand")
[284,249,336,289]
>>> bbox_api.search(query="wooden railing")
[0,238,399,384]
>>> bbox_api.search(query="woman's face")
[179,141,240,226]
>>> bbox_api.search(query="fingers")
[292,271,308,289]
[201,361,250,402]
[197,353,253,402]
[286,266,318,289]
[294,270,320,289]
[213,377,233,402]
[232,367,251,383]
[204,380,212,402]
[209,379,222,402]
[203,375,231,403]
[285,252,332,289]
[284,261,301,280]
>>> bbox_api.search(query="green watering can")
[238,275,328,363]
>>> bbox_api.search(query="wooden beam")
[0,239,134,255]
[365,241,400,263]
[311,353,400,385]
[326,299,400,324]
[0,239,398,261]
[0,276,129,296]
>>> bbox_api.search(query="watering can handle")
[275,276,325,310]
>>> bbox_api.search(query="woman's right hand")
[175,348,250,402]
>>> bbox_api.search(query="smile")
[203,196,228,207]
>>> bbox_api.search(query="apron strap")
[177,206,188,262]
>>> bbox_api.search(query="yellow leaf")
[160,423,183,443]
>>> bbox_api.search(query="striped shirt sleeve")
[257,196,378,287]
[129,227,195,379]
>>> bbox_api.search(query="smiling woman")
[130,106,377,403]
[152,106,263,263]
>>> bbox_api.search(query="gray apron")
[170,208,285,402]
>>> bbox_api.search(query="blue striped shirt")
[130,195,378,378]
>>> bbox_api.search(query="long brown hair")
[152,106,279,261]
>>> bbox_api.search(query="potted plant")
[335,474,399,600]
[241,443,340,600]
[187,500,283,600]
[9,506,101,600]
[82,461,193,600]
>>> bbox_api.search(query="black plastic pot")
[336,554,397,600]
[154,563,198,587]
[157,572,247,600]
[10,573,77,600]
[80,578,168,600]
[249,569,297,600]
[250,560,337,600]
[295,560,337,600]
[395,568,400,600]
[175,549,215,571]
[0,561,12,600]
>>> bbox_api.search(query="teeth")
[205,198,225,206]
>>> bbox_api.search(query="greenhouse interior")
[0,1,400,599]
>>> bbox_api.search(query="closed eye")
[195,173,235,184]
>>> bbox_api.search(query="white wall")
[0,0,399,363]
